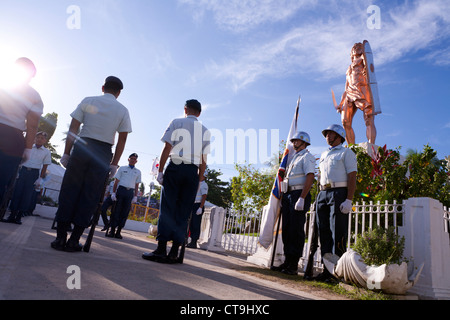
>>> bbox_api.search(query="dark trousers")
[9,167,39,215]
[56,138,112,229]
[157,162,199,244]
[110,186,134,229]
[316,187,349,257]
[100,196,113,225]
[0,124,25,207]
[280,190,311,262]
[189,202,204,242]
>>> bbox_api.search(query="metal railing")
[129,204,159,223]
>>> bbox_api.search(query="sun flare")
[0,49,37,89]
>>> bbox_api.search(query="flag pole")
[268,96,300,268]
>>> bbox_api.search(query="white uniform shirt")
[114,166,141,189]
[319,145,357,186]
[195,180,208,203]
[71,93,132,145]
[0,86,44,131]
[161,115,210,166]
[22,144,52,170]
[285,149,316,187]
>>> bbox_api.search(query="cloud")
[182,0,450,90]
[178,0,316,32]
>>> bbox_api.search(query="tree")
[351,144,450,207]
[205,167,231,209]
[231,163,273,212]
[139,183,145,195]
[38,112,60,164]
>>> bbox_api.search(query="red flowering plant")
[350,144,408,203]
[350,144,450,207]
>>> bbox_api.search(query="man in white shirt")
[107,153,141,239]
[142,99,210,264]
[315,124,357,281]
[271,131,316,275]
[3,131,51,224]
[0,58,43,215]
[187,173,208,249]
[52,76,132,252]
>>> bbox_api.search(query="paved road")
[0,205,326,302]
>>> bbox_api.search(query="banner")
[151,157,159,177]
[258,97,300,248]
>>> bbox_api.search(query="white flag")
[151,157,159,177]
[258,97,300,249]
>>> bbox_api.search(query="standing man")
[107,153,141,239]
[0,58,43,212]
[51,76,132,252]
[272,132,316,275]
[142,99,210,264]
[3,131,51,224]
[187,172,208,249]
[315,124,357,281]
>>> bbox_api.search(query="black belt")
[23,166,39,172]
[81,137,113,148]
[118,185,134,191]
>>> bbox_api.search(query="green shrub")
[352,226,406,266]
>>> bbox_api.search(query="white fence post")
[399,197,450,299]
[199,207,226,253]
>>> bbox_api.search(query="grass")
[238,266,392,300]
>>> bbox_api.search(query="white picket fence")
[200,198,450,299]
[220,210,261,255]
[444,206,450,235]
[219,200,407,265]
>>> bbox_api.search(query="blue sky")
[0,0,449,190]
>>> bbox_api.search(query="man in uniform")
[142,99,210,264]
[0,58,43,211]
[3,131,51,224]
[187,172,208,249]
[315,124,357,281]
[51,76,132,252]
[107,153,141,239]
[271,131,316,275]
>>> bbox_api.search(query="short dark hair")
[36,131,48,138]
[185,99,201,112]
[104,76,123,93]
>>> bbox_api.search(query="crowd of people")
[0,57,357,280]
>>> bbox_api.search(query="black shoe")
[281,266,298,276]
[101,224,109,231]
[106,229,115,238]
[51,238,66,251]
[114,232,122,239]
[65,239,83,252]
[271,262,288,272]
[165,243,181,264]
[312,270,333,282]
[187,241,197,249]
[142,250,167,262]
